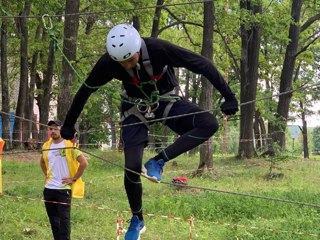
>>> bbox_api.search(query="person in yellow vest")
[40,120,88,240]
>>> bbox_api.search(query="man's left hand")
[220,95,239,115]
[62,177,75,185]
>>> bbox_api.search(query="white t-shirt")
[45,141,71,190]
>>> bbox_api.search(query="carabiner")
[42,14,53,30]
[136,99,148,113]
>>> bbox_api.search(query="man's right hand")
[220,94,239,115]
[60,125,77,140]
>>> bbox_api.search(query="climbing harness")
[121,90,180,127]
[126,39,167,85]
[121,39,180,125]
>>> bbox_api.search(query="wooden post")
[0,138,5,194]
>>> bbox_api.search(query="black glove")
[220,95,239,115]
[60,125,77,140]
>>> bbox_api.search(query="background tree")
[57,0,80,121]
[0,0,11,149]
[238,0,262,158]
[13,1,31,147]
[27,24,41,141]
[35,29,56,142]
[271,0,320,150]
[150,0,164,37]
[1,0,319,155]
[197,0,214,172]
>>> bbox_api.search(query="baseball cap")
[47,120,62,126]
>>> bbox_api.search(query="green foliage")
[213,124,239,155]
[2,0,320,159]
[79,81,122,144]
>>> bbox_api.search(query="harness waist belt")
[121,90,175,102]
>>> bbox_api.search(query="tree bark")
[27,25,41,140]
[79,119,89,148]
[151,0,164,37]
[198,0,214,171]
[191,73,200,104]
[184,70,190,100]
[132,15,141,32]
[300,101,309,159]
[0,0,11,149]
[271,0,303,150]
[253,110,261,149]
[258,114,267,148]
[36,38,55,142]
[57,0,80,121]
[238,0,262,158]
[13,2,31,147]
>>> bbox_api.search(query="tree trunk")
[264,78,275,155]
[13,2,31,147]
[79,120,88,148]
[238,0,262,158]
[189,73,200,156]
[36,39,55,142]
[253,110,261,150]
[184,70,190,100]
[300,101,309,159]
[132,15,141,32]
[258,114,267,149]
[0,0,11,149]
[191,73,200,104]
[151,0,164,37]
[253,110,267,152]
[271,0,303,150]
[198,0,214,171]
[57,0,80,121]
[27,25,41,141]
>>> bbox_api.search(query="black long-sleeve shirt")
[64,37,234,126]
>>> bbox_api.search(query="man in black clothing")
[61,23,238,240]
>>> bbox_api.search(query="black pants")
[43,188,72,240]
[121,99,218,217]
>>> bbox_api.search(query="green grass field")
[1,150,320,239]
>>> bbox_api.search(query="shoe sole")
[138,226,146,240]
[141,166,161,183]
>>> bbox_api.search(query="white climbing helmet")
[106,24,141,61]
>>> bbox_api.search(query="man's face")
[48,124,61,140]
[119,52,140,70]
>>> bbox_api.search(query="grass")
[1,150,320,239]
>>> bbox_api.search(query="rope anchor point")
[42,14,53,30]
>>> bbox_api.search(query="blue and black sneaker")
[124,215,146,240]
[142,159,164,183]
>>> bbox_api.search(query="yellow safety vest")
[42,138,85,198]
